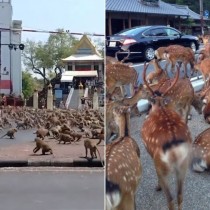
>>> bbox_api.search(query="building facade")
[0,0,22,95]
[54,34,104,109]
[106,0,209,36]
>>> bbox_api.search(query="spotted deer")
[198,43,210,61]
[201,34,210,45]
[106,62,138,99]
[106,105,142,210]
[122,75,202,123]
[192,128,210,172]
[201,93,210,124]
[141,63,192,210]
[194,57,210,87]
[146,58,168,84]
[155,45,195,78]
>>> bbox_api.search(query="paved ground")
[132,108,210,210]
[0,127,105,167]
[0,167,104,210]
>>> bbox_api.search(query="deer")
[197,43,210,63]
[192,127,210,172]
[200,34,210,45]
[146,58,168,84]
[106,62,138,99]
[155,45,195,78]
[122,74,202,123]
[106,104,142,210]
[140,63,192,210]
[194,57,210,87]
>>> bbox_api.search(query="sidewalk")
[0,138,105,167]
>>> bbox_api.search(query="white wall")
[0,0,22,95]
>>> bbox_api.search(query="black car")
[106,25,200,61]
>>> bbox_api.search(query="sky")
[11,0,105,42]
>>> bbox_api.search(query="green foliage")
[22,71,36,99]
[22,29,79,79]
[163,0,210,15]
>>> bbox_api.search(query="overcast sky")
[11,0,105,42]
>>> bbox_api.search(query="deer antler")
[162,64,180,97]
[143,62,154,95]
[121,50,131,63]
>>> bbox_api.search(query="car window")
[143,28,167,37]
[116,26,150,36]
[166,28,180,37]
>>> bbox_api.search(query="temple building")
[55,34,104,109]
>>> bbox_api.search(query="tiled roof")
[170,4,208,20]
[106,0,187,16]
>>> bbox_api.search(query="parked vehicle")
[106,25,200,61]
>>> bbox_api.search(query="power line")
[0,27,105,37]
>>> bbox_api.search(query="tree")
[22,29,79,85]
[93,37,105,57]
[22,71,36,99]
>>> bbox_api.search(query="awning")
[62,71,98,77]
[60,75,74,82]
[60,71,98,83]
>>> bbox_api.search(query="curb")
[0,159,104,168]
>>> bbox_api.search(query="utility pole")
[200,0,204,35]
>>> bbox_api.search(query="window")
[67,65,72,71]
[150,28,167,36]
[166,28,180,37]
[94,65,99,70]
[75,64,91,71]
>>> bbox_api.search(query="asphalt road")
[0,128,35,146]
[0,167,104,210]
[132,109,210,210]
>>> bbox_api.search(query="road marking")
[0,167,104,173]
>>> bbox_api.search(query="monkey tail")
[96,147,104,167]
[0,134,6,139]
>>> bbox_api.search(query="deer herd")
[106,39,210,210]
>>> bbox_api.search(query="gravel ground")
[131,108,210,210]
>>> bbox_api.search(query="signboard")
[204,10,209,18]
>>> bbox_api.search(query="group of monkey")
[0,106,104,163]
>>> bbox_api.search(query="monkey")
[33,137,53,155]
[60,124,71,132]
[68,131,82,142]
[57,133,74,144]
[84,139,104,166]
[34,128,51,140]
[0,128,17,139]
[95,133,104,145]
[15,121,26,130]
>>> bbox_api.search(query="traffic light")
[19,44,24,50]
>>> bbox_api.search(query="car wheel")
[190,42,196,53]
[144,46,155,61]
